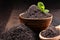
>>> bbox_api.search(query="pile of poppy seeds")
[41,26,60,38]
[1,24,37,40]
[22,5,50,18]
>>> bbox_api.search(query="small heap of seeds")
[1,24,36,40]
[23,5,50,18]
[41,26,59,38]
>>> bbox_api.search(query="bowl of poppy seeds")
[39,26,60,40]
[1,24,37,40]
[19,5,53,31]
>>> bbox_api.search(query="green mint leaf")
[37,2,45,12]
[37,2,49,14]
[43,9,49,14]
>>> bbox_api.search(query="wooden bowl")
[39,30,60,40]
[19,13,53,31]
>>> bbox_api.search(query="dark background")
[0,0,60,10]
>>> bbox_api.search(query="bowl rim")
[19,13,53,20]
[39,30,60,40]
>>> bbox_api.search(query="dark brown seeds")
[1,24,36,40]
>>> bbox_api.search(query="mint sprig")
[37,2,49,14]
